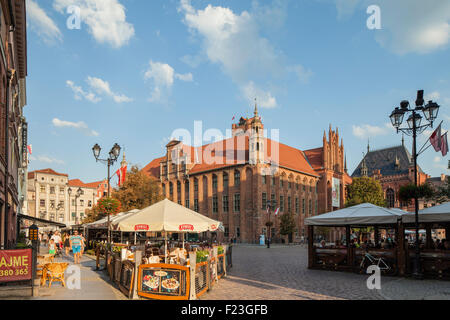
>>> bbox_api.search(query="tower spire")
[121,146,127,168]
[253,98,258,117]
[367,139,370,153]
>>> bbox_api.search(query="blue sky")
[25,0,450,183]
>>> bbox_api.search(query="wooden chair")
[45,263,69,287]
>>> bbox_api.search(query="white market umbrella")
[114,198,222,233]
[114,198,223,262]
[305,203,407,226]
[402,202,450,224]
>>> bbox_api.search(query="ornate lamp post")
[389,89,440,279]
[68,187,83,226]
[266,199,277,248]
[92,143,121,255]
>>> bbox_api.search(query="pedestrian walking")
[80,232,86,254]
[49,239,56,255]
[70,230,84,264]
[64,233,71,255]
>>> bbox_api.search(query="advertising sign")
[0,249,32,282]
[332,177,341,208]
[178,224,194,231]
[134,224,149,231]
[138,264,189,300]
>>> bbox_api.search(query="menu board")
[217,255,225,278]
[138,264,189,300]
[119,261,134,297]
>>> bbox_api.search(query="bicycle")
[360,251,391,273]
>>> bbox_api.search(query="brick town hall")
[143,105,352,243]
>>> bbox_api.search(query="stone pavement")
[201,244,450,300]
[33,247,126,300]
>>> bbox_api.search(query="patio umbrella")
[305,203,408,226]
[113,198,223,261]
[402,202,450,223]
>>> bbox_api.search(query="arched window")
[386,188,395,208]
[234,170,240,187]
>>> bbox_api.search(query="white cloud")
[29,155,65,165]
[175,73,193,82]
[179,0,309,107]
[242,81,277,109]
[52,118,99,136]
[26,0,62,44]
[434,156,442,163]
[86,76,133,103]
[66,80,101,103]
[53,0,135,48]
[144,60,193,103]
[425,91,441,101]
[290,65,314,84]
[335,0,450,54]
[352,123,392,139]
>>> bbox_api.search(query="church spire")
[367,139,370,154]
[121,147,127,168]
[253,98,258,117]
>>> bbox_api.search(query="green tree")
[279,212,297,237]
[430,176,450,204]
[113,165,163,211]
[345,176,386,207]
[81,197,121,224]
[398,183,434,205]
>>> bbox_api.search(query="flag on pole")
[116,168,122,186]
[27,145,32,154]
[274,207,280,216]
[121,165,127,184]
[441,132,448,156]
[430,123,442,152]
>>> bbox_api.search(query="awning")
[305,203,407,226]
[84,209,140,229]
[18,214,66,228]
[402,202,450,224]
[114,198,223,233]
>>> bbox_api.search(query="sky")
[25,0,450,183]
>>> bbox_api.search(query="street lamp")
[68,187,83,225]
[92,143,121,262]
[389,89,440,279]
[266,199,277,248]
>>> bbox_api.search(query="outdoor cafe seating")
[305,202,450,280]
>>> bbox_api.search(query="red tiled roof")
[142,156,165,178]
[143,136,319,178]
[28,168,68,179]
[68,179,96,189]
[303,147,324,170]
[84,180,106,189]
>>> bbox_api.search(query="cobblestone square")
[201,245,450,300]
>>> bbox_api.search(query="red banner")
[179,224,194,231]
[0,249,32,282]
[134,224,149,231]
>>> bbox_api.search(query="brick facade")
[144,106,351,243]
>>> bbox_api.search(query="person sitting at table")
[443,239,450,250]
[320,240,326,248]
